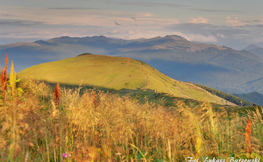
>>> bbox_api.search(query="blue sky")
[0,0,262,49]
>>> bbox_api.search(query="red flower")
[54,83,60,107]
[245,119,252,154]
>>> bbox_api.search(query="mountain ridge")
[1,34,263,94]
[243,44,263,57]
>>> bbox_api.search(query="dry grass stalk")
[54,83,60,107]
[1,54,8,102]
[93,91,97,109]
[84,91,89,107]
[245,119,252,154]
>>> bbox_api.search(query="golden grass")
[0,60,263,161]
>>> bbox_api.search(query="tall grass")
[1,54,8,103]
[0,58,263,161]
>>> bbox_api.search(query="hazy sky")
[0,0,262,49]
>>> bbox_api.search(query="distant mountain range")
[243,44,263,57]
[1,35,263,94]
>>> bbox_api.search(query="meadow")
[0,55,263,161]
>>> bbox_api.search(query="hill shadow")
[39,80,231,110]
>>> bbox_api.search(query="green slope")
[195,84,252,106]
[17,53,236,105]
[233,92,263,106]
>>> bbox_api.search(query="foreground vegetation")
[1,55,263,161]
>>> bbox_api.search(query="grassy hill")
[17,53,235,105]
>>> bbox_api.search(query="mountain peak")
[77,53,94,56]
[243,44,261,51]
[164,35,188,41]
[243,44,263,57]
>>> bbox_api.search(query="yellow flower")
[9,61,17,98]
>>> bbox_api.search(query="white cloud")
[0,6,179,27]
[188,17,209,24]
[225,16,246,27]
[0,27,105,41]
[0,6,181,44]
[0,5,260,50]
[105,29,185,40]
[217,33,226,38]
[138,13,154,17]
[252,37,263,43]
[111,29,217,43]
[186,34,217,42]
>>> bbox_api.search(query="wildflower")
[62,153,68,158]
[9,61,17,98]
[245,119,252,154]
[54,83,60,107]
[62,153,71,158]
[1,54,8,102]
[195,136,202,158]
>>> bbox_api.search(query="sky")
[0,0,262,50]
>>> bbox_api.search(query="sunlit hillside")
[17,53,235,105]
